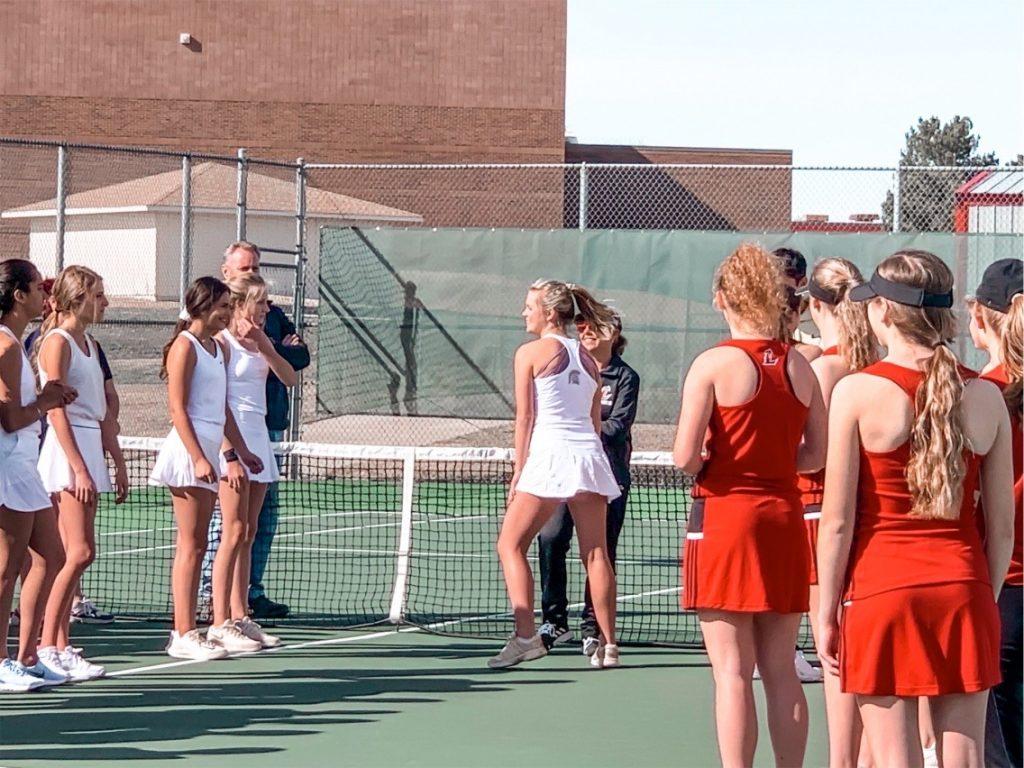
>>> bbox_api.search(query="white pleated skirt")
[219,409,280,484]
[1,431,51,512]
[149,420,224,493]
[516,430,621,502]
[38,423,113,495]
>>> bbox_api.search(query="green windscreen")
[316,226,1021,426]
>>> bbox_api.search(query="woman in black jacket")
[536,313,640,657]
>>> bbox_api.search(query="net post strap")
[388,447,416,623]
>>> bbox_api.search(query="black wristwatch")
[223,449,239,463]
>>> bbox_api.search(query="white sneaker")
[236,617,282,649]
[18,660,69,687]
[0,658,44,692]
[166,629,229,660]
[60,646,105,681]
[601,644,621,668]
[794,649,823,683]
[36,646,70,680]
[582,636,601,658]
[487,634,547,669]
[590,644,605,668]
[207,621,262,654]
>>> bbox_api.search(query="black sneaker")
[538,622,572,650]
[249,595,290,619]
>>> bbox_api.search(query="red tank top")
[693,339,809,499]
[980,364,1023,586]
[797,345,839,506]
[845,361,990,601]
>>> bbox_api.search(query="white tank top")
[39,328,106,427]
[531,334,598,435]
[180,331,226,427]
[221,329,269,415]
[0,323,41,440]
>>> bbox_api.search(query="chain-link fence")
[2,139,1021,444]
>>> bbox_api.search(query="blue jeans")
[199,429,284,602]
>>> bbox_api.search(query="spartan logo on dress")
[568,370,581,385]
[762,349,780,366]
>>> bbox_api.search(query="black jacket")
[598,355,640,489]
[263,304,311,432]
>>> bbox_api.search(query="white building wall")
[29,214,158,297]
[969,204,1024,234]
[153,211,326,302]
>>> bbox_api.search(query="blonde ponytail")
[810,258,878,371]
[529,279,617,337]
[997,293,1023,418]
[908,344,967,519]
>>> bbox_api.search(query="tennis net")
[87,437,812,648]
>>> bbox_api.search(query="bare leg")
[754,612,809,767]
[566,492,617,646]
[858,695,923,768]
[42,492,96,650]
[213,477,249,626]
[496,490,559,638]
[170,487,215,635]
[0,507,35,658]
[17,506,65,665]
[811,586,863,768]
[930,692,988,768]
[700,610,759,768]
[232,483,266,620]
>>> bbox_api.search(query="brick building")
[1,0,790,235]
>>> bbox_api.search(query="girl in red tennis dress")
[674,243,827,768]
[797,257,878,766]
[967,257,1023,768]
[816,250,1015,768]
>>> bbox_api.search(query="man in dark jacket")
[537,314,640,655]
[201,241,310,619]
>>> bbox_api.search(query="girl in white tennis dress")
[35,266,112,683]
[0,259,79,692]
[150,276,262,661]
[491,279,622,670]
[209,274,296,651]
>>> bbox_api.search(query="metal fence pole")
[892,166,901,233]
[179,154,192,306]
[235,147,248,241]
[578,162,588,231]
[55,144,68,271]
[288,158,307,444]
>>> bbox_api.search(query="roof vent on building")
[565,135,578,144]
[179,33,192,45]
[850,213,879,222]
[804,214,829,223]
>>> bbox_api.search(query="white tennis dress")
[515,334,620,501]
[0,324,52,512]
[217,329,279,483]
[149,331,227,493]
[37,328,112,495]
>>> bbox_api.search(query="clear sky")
[566,0,1023,167]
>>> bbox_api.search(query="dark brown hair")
[160,276,229,379]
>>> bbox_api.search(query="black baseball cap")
[974,258,1023,313]
[849,271,953,308]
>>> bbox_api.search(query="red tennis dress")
[840,361,1001,697]
[980,364,1023,587]
[796,344,839,585]
[682,339,810,613]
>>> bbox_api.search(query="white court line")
[104,583,681,679]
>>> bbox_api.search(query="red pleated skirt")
[682,494,809,613]
[840,581,1001,696]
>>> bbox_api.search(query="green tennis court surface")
[0,622,829,767]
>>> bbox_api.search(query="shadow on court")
[0,624,822,768]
